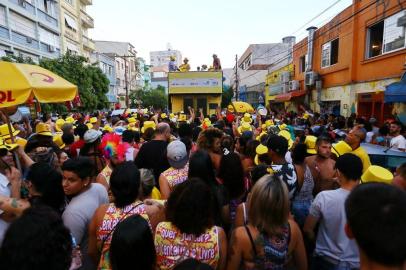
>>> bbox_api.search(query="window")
[64,13,77,32]
[9,11,36,38]
[65,0,74,6]
[38,27,60,48]
[321,38,339,68]
[108,66,112,75]
[116,78,120,86]
[366,10,406,58]
[0,6,6,27]
[299,55,306,73]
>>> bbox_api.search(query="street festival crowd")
[0,105,404,270]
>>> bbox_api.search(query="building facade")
[90,51,117,106]
[94,41,137,108]
[136,57,151,89]
[292,0,406,122]
[59,0,95,58]
[0,0,62,61]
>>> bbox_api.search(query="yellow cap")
[0,124,20,139]
[141,121,156,133]
[86,123,93,130]
[36,123,52,137]
[178,114,187,122]
[242,113,252,124]
[89,117,98,124]
[332,141,352,157]
[169,113,175,119]
[127,117,136,124]
[361,165,393,184]
[161,113,168,119]
[305,135,317,154]
[227,105,235,113]
[103,125,113,133]
[55,119,65,132]
[53,134,65,149]
[65,116,75,124]
[279,123,287,131]
[265,120,274,127]
[0,137,18,151]
[238,122,252,134]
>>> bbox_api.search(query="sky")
[88,0,353,69]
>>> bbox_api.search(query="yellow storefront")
[266,64,293,110]
[168,72,223,116]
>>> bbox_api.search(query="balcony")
[80,0,93,5]
[82,35,95,51]
[0,26,10,40]
[9,0,35,15]
[37,9,59,29]
[80,10,94,28]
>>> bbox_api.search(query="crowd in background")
[0,105,404,270]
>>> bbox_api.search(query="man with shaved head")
[345,126,371,173]
[135,122,171,186]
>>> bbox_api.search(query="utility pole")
[235,54,239,101]
[112,55,136,108]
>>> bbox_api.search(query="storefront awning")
[385,76,406,103]
[275,90,307,102]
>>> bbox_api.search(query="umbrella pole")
[5,116,23,173]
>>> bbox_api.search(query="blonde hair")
[248,174,289,234]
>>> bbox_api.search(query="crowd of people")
[0,105,404,270]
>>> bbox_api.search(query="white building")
[94,41,137,107]
[150,49,182,68]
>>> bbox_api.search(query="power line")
[237,0,381,83]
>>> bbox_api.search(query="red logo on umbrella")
[30,72,54,83]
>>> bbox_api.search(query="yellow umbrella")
[231,101,255,113]
[0,62,78,108]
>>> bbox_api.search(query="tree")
[221,85,233,108]
[40,52,109,112]
[137,86,168,110]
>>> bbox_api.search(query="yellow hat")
[261,124,267,131]
[161,113,168,119]
[103,125,113,133]
[279,123,287,131]
[305,135,317,154]
[278,130,293,149]
[169,113,175,119]
[86,123,93,130]
[36,123,52,137]
[53,134,65,149]
[303,113,310,120]
[227,105,235,113]
[55,119,65,132]
[6,137,26,149]
[361,165,393,184]
[141,121,156,133]
[178,114,187,122]
[0,124,20,139]
[238,122,253,134]
[202,118,212,129]
[127,117,136,124]
[332,141,352,157]
[143,108,149,114]
[256,131,267,141]
[254,144,269,165]
[265,120,274,127]
[65,116,75,124]
[241,113,252,124]
[0,138,18,151]
[89,117,98,124]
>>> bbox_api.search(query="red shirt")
[70,139,85,158]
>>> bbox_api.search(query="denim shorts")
[291,200,311,228]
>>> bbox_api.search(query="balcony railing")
[80,10,94,28]
[82,35,95,51]
[9,0,35,15]
[80,0,92,6]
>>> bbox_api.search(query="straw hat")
[0,124,20,139]
[36,123,52,137]
[241,113,252,124]
[238,122,253,134]
[55,119,65,132]
[278,130,293,149]
[141,121,156,133]
[305,135,317,154]
[53,134,65,149]
[332,141,352,157]
[361,165,393,184]
[254,144,268,165]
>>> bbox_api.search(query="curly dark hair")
[0,205,72,270]
[196,127,223,153]
[166,178,216,236]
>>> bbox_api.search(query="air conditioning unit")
[48,45,55,52]
[289,80,299,91]
[26,36,32,43]
[305,71,318,86]
[281,71,291,83]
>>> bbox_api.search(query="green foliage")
[39,52,109,112]
[1,55,35,64]
[221,85,233,108]
[130,86,167,110]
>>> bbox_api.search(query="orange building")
[292,0,406,123]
